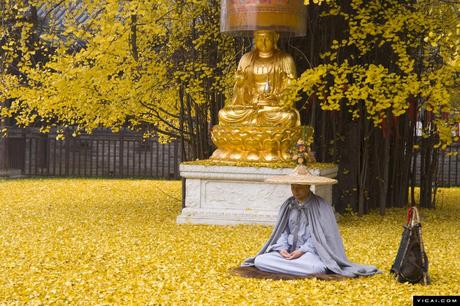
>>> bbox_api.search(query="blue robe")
[242,193,382,277]
[254,201,327,275]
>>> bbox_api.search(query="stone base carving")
[177,164,338,225]
[210,125,301,162]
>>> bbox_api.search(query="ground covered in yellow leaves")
[0,179,459,305]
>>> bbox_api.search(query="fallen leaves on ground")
[0,179,458,305]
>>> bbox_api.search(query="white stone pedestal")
[176,164,338,225]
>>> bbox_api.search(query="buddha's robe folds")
[242,194,382,277]
[218,49,300,127]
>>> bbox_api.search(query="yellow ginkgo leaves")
[0,179,459,304]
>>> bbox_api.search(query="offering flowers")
[290,127,316,166]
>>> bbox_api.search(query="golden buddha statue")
[211,30,301,162]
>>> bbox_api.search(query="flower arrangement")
[290,126,316,166]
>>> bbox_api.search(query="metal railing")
[4,128,185,179]
[2,127,460,186]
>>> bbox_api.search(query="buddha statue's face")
[254,31,277,53]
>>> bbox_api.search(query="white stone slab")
[177,164,338,225]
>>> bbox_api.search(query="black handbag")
[390,206,431,285]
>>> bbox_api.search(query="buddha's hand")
[256,93,277,106]
[279,250,290,258]
[286,250,305,260]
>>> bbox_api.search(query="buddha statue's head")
[254,30,279,54]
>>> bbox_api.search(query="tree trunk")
[379,132,390,215]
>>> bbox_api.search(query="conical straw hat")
[265,165,337,185]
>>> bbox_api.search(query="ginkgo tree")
[0,0,236,159]
[1,0,458,212]
[289,0,459,212]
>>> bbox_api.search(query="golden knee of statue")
[211,30,301,162]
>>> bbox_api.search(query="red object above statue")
[220,0,306,36]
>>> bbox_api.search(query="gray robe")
[241,194,382,277]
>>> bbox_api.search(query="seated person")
[241,166,382,278]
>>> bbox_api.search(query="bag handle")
[407,206,421,226]
[411,206,421,226]
[406,208,412,225]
